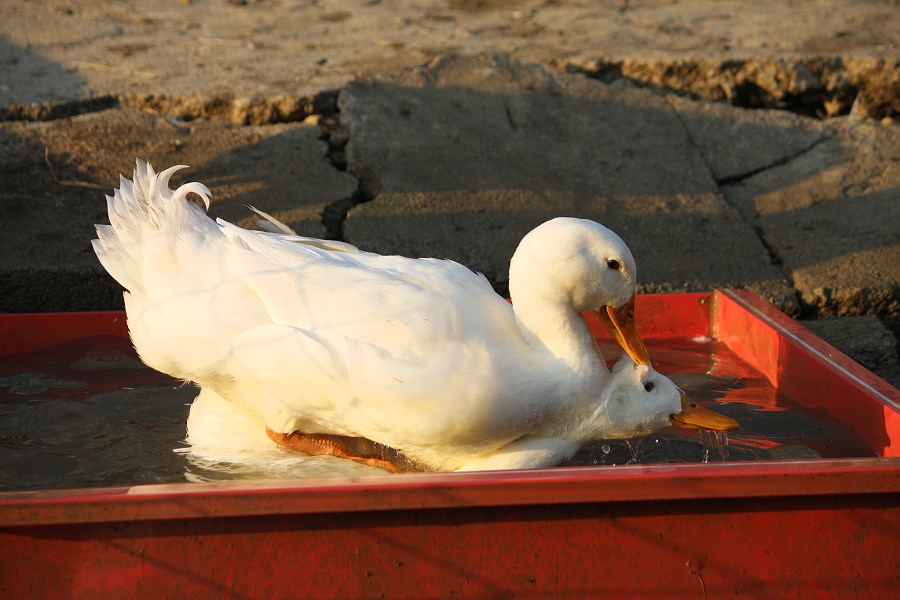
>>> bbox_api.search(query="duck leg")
[265,428,407,473]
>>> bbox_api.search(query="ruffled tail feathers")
[92,160,213,293]
[119,160,211,229]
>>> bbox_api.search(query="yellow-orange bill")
[594,297,651,366]
[670,390,740,431]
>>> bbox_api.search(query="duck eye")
[643,381,654,392]
[607,259,621,271]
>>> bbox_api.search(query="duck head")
[588,358,739,439]
[509,217,650,365]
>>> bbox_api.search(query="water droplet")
[714,430,730,461]
[699,429,731,462]
[625,439,642,463]
[601,444,611,455]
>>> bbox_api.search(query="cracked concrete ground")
[1,0,898,387]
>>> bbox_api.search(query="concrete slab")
[723,119,900,317]
[664,95,829,182]
[342,54,795,308]
[801,316,900,388]
[0,108,356,311]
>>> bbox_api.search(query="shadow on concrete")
[329,76,854,308]
[3,50,892,320]
[756,185,900,269]
[0,35,86,108]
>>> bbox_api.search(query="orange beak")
[670,389,740,431]
[595,297,650,366]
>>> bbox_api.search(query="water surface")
[0,334,876,490]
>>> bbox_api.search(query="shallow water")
[568,337,876,467]
[0,334,876,490]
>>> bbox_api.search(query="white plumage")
[94,161,735,473]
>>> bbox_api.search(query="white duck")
[94,161,736,473]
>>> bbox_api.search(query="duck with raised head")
[93,161,736,473]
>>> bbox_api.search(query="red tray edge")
[715,290,900,458]
[0,458,898,527]
[717,290,900,406]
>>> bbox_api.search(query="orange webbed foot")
[265,428,408,473]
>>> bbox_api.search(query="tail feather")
[248,205,297,235]
[93,160,212,294]
[93,223,140,293]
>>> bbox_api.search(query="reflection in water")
[0,334,876,490]
[568,337,871,466]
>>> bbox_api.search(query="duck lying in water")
[93,161,736,472]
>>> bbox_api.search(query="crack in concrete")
[316,114,372,242]
[714,147,850,319]
[504,101,518,131]
[320,189,367,241]
[712,134,839,317]
[666,94,803,309]
[714,134,833,186]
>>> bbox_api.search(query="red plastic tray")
[1,290,898,598]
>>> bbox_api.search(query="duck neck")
[511,292,609,386]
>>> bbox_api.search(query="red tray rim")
[0,458,898,527]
